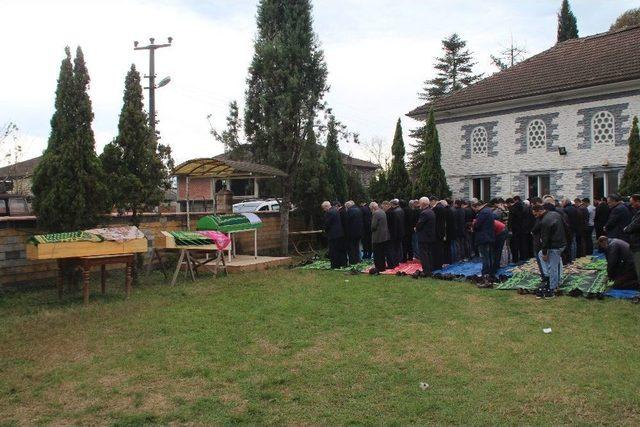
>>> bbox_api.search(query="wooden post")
[57,260,64,300]
[125,261,132,299]
[101,265,106,295]
[186,176,191,230]
[82,267,90,305]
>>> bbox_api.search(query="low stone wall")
[0,212,305,287]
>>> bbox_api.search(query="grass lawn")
[1,267,639,425]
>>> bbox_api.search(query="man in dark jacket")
[623,194,640,282]
[561,198,580,261]
[574,197,589,257]
[522,199,536,260]
[402,200,415,262]
[345,200,363,265]
[322,201,347,268]
[360,202,373,260]
[370,202,390,272]
[390,199,405,266]
[383,201,398,268]
[444,201,457,264]
[597,236,638,289]
[605,194,633,242]
[509,196,525,263]
[595,197,610,238]
[454,200,467,261]
[533,203,567,297]
[432,200,447,270]
[472,201,495,279]
[415,197,436,276]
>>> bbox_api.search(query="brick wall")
[176,176,213,200]
[0,212,305,287]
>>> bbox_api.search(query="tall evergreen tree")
[419,33,483,102]
[619,116,640,196]
[100,65,168,225]
[324,115,348,203]
[346,169,368,202]
[32,47,107,232]
[557,0,579,43]
[386,118,411,199]
[294,123,331,228]
[244,0,328,254]
[368,169,388,202]
[212,100,247,160]
[413,108,451,199]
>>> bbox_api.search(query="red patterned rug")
[377,260,423,275]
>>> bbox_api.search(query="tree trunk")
[280,178,291,256]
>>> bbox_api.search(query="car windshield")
[233,202,263,213]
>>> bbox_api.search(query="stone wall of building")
[435,89,640,200]
[0,211,305,287]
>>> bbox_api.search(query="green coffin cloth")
[197,214,262,233]
[28,231,103,245]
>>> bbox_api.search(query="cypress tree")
[346,169,368,202]
[386,118,411,199]
[413,108,451,199]
[419,33,483,102]
[293,122,331,228]
[101,64,168,226]
[557,0,579,43]
[619,116,640,196]
[244,0,328,254]
[32,47,107,232]
[324,115,348,203]
[369,170,388,202]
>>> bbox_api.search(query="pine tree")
[413,108,451,199]
[619,116,640,196]
[212,100,247,160]
[368,169,388,202]
[100,65,168,226]
[346,169,368,202]
[419,33,483,102]
[386,118,411,199]
[324,115,348,203]
[557,0,579,43]
[32,47,107,232]
[294,122,331,228]
[244,0,328,254]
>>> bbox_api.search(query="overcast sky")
[1,0,636,167]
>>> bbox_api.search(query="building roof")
[408,26,640,118]
[175,157,287,178]
[215,150,379,171]
[0,156,42,178]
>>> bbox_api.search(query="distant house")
[407,26,640,201]
[0,156,41,196]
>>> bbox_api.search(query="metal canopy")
[172,157,287,179]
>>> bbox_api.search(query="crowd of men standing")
[321,193,640,298]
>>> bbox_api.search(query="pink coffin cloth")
[196,231,231,251]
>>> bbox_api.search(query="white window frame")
[471,177,491,202]
[527,119,546,150]
[591,110,615,145]
[592,171,620,200]
[471,126,488,156]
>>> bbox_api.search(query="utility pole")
[134,37,172,134]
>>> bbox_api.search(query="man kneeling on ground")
[597,236,638,289]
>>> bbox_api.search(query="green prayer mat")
[297,259,373,271]
[496,270,612,295]
[168,231,214,246]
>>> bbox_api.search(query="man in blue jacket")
[472,201,495,282]
[322,201,347,269]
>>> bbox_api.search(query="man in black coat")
[623,194,640,282]
[575,198,589,257]
[415,197,436,276]
[561,198,580,262]
[509,195,525,263]
[390,199,405,266]
[383,201,398,268]
[345,200,363,265]
[454,200,467,261]
[432,200,447,270]
[444,201,457,264]
[605,194,633,242]
[595,197,609,238]
[402,200,415,262]
[322,201,347,268]
[598,236,638,289]
[360,202,372,259]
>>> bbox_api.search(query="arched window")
[471,127,488,155]
[527,119,546,149]
[592,111,615,144]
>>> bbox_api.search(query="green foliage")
[368,169,388,202]
[32,47,107,232]
[386,118,411,199]
[213,101,248,160]
[619,116,640,196]
[610,7,640,31]
[100,65,169,225]
[557,0,579,43]
[413,108,451,199]
[346,169,368,203]
[323,115,348,203]
[419,33,482,102]
[293,124,331,228]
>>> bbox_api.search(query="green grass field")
[1,267,639,425]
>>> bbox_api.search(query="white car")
[233,200,280,213]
